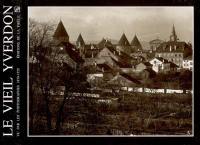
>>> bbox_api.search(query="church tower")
[131,34,143,52]
[118,33,130,46]
[53,20,69,43]
[76,33,85,47]
[76,33,85,57]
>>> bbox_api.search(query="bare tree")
[29,19,89,134]
[29,18,58,132]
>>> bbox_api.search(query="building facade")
[155,25,192,68]
[183,56,193,71]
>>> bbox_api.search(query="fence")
[122,87,192,94]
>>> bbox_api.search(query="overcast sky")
[28,7,193,43]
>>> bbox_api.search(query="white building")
[149,57,170,73]
[183,56,193,71]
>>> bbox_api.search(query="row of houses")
[30,20,193,90]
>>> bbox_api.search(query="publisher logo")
[14,6,20,13]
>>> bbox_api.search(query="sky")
[28,7,193,43]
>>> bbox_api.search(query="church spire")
[170,24,178,42]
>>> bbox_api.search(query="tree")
[29,19,90,134]
[29,18,55,133]
[179,70,192,91]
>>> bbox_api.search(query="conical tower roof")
[131,35,142,50]
[53,20,69,39]
[76,33,85,47]
[98,38,113,49]
[118,33,130,46]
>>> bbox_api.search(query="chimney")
[170,45,172,52]
[174,45,176,51]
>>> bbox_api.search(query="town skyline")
[28,7,193,44]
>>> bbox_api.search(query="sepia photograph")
[28,7,193,136]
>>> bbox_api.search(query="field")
[31,91,192,135]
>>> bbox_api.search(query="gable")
[97,47,118,60]
[149,58,162,64]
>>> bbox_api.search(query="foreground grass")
[31,92,192,135]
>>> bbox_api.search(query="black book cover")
[0,0,199,145]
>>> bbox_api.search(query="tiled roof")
[184,55,192,60]
[169,62,178,68]
[156,41,190,52]
[136,61,152,67]
[97,63,113,72]
[84,49,99,58]
[154,57,169,63]
[111,58,132,68]
[98,38,113,49]
[143,68,156,78]
[120,73,141,84]
[58,42,84,63]
[106,46,133,60]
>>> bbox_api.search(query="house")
[183,55,193,71]
[52,20,84,70]
[131,51,147,62]
[140,68,156,80]
[135,62,152,72]
[149,57,170,73]
[169,62,179,72]
[131,34,143,52]
[96,63,115,80]
[96,46,133,68]
[53,42,84,69]
[155,25,192,67]
[83,44,99,66]
[149,38,164,52]
[86,63,115,87]
[108,73,141,88]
